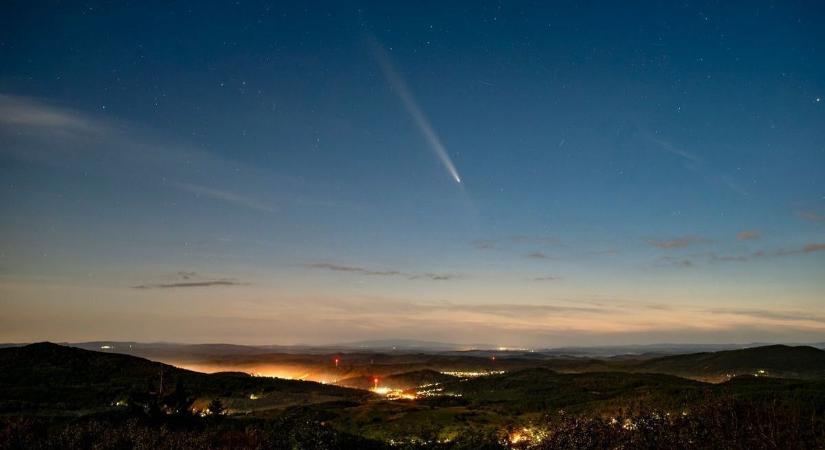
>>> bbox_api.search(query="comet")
[371,39,463,185]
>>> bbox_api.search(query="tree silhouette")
[207,397,225,416]
[164,379,194,416]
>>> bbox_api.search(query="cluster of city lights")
[370,386,416,400]
[507,426,548,446]
[415,385,462,398]
[496,347,533,352]
[721,368,767,380]
[440,370,506,378]
[369,378,466,400]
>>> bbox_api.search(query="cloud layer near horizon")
[4,276,825,346]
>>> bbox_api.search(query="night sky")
[1,1,824,346]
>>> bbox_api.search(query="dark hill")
[634,345,825,380]
[445,367,709,415]
[0,342,370,414]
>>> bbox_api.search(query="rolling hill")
[0,342,371,415]
[444,367,709,415]
[632,344,825,381]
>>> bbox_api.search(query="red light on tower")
[334,357,340,368]
[373,377,379,389]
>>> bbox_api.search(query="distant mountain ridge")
[4,340,824,356]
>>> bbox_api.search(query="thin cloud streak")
[588,249,620,256]
[173,182,276,214]
[306,263,401,277]
[736,230,761,240]
[706,308,825,324]
[648,236,704,249]
[471,235,558,250]
[296,295,825,341]
[131,271,244,289]
[798,210,825,224]
[643,132,748,197]
[655,256,694,267]
[531,275,562,282]
[132,280,243,289]
[471,239,496,250]
[306,262,458,281]
[710,243,825,262]
[0,93,343,213]
[0,93,104,133]
[777,243,825,255]
[659,242,825,267]
[645,134,701,164]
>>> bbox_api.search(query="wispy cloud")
[708,243,825,262]
[0,93,104,133]
[172,293,823,346]
[0,94,113,166]
[736,230,760,241]
[133,280,243,289]
[645,134,701,164]
[132,271,244,289]
[531,275,562,282]
[0,93,345,213]
[655,256,694,268]
[658,242,825,267]
[707,252,755,262]
[0,93,252,176]
[314,297,610,318]
[705,308,825,324]
[589,249,620,256]
[471,239,496,250]
[471,235,557,250]
[526,251,550,259]
[775,243,825,256]
[306,263,401,277]
[306,262,458,281]
[509,235,558,245]
[798,210,825,224]
[410,273,459,281]
[173,182,275,214]
[648,236,705,249]
[446,302,599,317]
[643,132,748,196]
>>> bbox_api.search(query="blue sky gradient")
[1,1,824,345]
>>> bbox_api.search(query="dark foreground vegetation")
[2,395,824,450]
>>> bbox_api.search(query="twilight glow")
[1,1,824,346]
